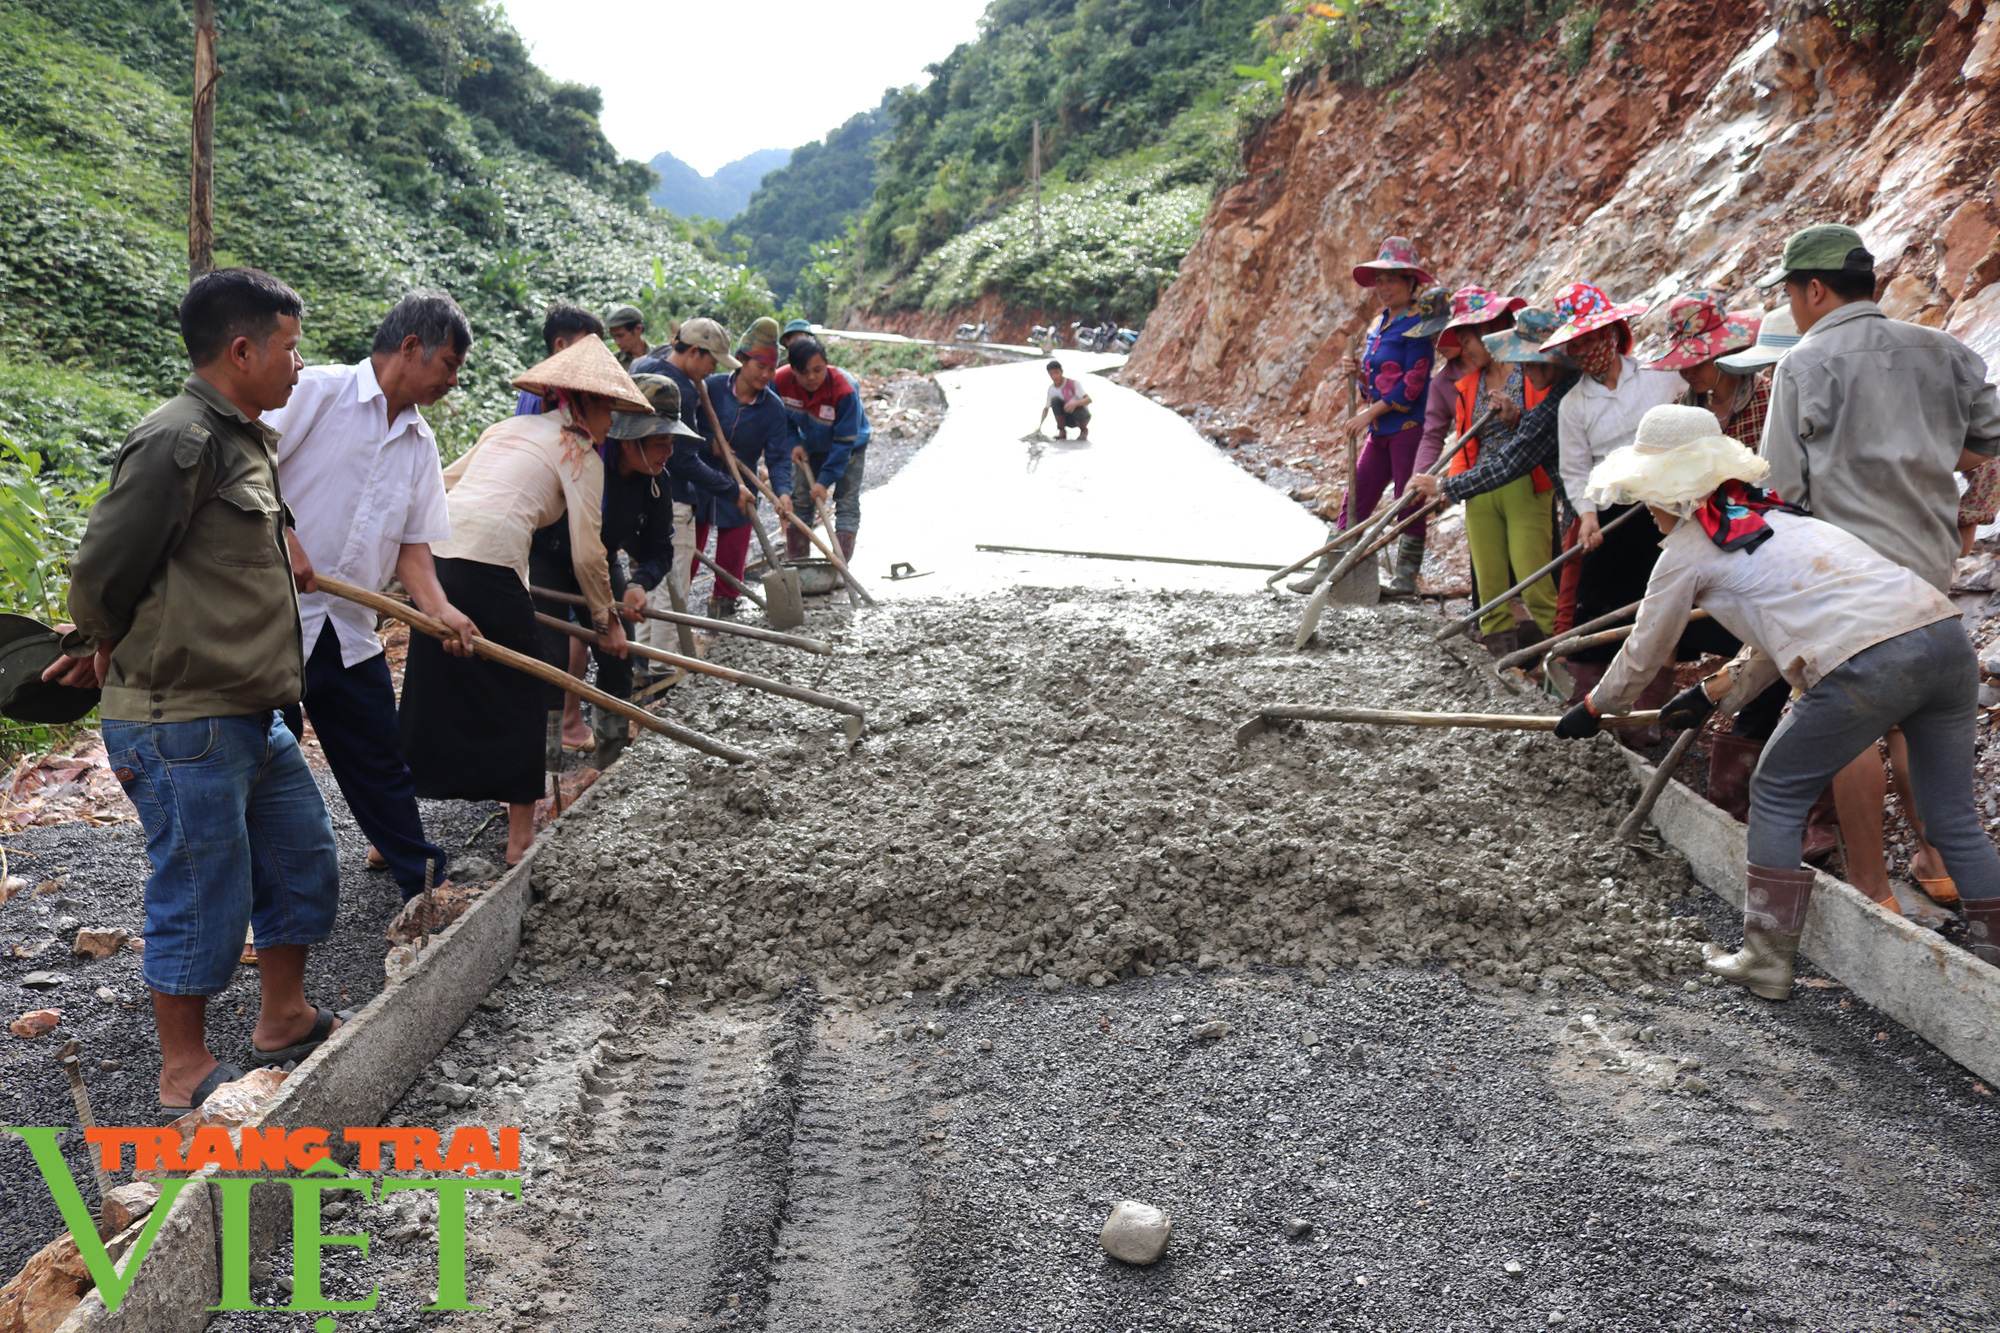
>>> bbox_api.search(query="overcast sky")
[496,0,990,175]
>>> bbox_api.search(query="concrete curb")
[52,773,613,1331]
[1616,744,2000,1086]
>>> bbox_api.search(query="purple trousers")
[1338,423,1428,539]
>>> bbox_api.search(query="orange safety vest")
[1449,369,1552,492]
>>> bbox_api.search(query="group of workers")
[32,213,2000,1108]
[39,272,869,1110]
[1334,222,2000,1000]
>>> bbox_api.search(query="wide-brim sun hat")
[1585,404,1771,512]
[513,336,650,412]
[1714,304,1802,373]
[1538,281,1649,352]
[1353,235,1435,289]
[609,372,705,442]
[1406,286,1453,339]
[1437,286,1526,355]
[1480,308,1578,367]
[1645,291,1760,370]
[0,614,100,724]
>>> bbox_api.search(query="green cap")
[0,614,100,724]
[1757,224,1874,289]
[608,373,703,442]
[780,318,815,342]
[607,304,644,329]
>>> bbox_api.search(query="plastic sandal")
[161,1061,245,1112]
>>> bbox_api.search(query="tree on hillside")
[731,101,895,302]
[864,0,1273,273]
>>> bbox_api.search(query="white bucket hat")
[1714,304,1801,373]
[1586,404,1771,513]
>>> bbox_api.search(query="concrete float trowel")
[699,381,806,629]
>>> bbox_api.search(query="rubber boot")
[590,708,629,771]
[837,529,856,562]
[1801,788,1842,863]
[1383,532,1424,597]
[1706,732,1761,822]
[706,596,738,619]
[1965,897,2000,966]
[786,524,812,562]
[1480,628,1518,660]
[1703,864,1815,1000]
[1561,660,1604,706]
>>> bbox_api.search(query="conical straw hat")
[512,336,649,412]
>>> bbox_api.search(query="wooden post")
[190,0,218,282]
[1031,119,1043,252]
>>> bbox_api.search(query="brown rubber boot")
[1964,897,2000,967]
[1480,628,1518,660]
[786,524,812,562]
[1705,732,1762,822]
[837,529,856,562]
[1703,864,1816,1000]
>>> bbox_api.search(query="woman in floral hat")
[1540,282,1734,709]
[1647,291,1765,448]
[1552,404,2000,999]
[1435,290,1556,655]
[1405,287,1524,600]
[1335,237,1437,590]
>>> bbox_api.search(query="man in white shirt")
[266,292,479,902]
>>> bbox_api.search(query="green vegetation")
[820,336,944,379]
[830,0,1271,319]
[0,0,776,645]
[731,101,895,304]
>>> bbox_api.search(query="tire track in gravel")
[762,1012,925,1333]
[546,990,927,1332]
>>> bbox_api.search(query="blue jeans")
[281,629,447,901]
[1748,619,2000,900]
[104,712,341,996]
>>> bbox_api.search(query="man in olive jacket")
[44,268,344,1112]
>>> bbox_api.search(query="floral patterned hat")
[1406,286,1454,338]
[1537,282,1650,352]
[1644,291,1762,370]
[1480,308,1579,368]
[1353,235,1436,289]
[1437,286,1526,354]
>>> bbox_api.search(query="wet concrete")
[854,353,1325,598]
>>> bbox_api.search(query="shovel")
[698,380,807,630]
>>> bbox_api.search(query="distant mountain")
[647,147,792,220]
[730,101,894,302]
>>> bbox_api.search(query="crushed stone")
[520,589,1709,1002]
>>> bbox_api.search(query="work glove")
[1659,682,1719,732]
[1553,700,1601,740]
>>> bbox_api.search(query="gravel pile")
[520,590,1708,1001]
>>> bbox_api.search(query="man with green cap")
[697,317,794,616]
[780,319,815,350]
[607,305,650,368]
[1758,221,2000,915]
[1760,222,2000,591]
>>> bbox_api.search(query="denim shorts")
[103,711,340,996]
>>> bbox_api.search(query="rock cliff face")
[1125,0,2000,455]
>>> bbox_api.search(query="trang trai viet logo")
[6,1124,522,1327]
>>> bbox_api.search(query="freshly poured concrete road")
[855,354,1327,598]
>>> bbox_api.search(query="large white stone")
[1100,1199,1173,1265]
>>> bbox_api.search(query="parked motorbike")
[1031,323,1062,348]
[1114,326,1141,352]
[954,320,992,343]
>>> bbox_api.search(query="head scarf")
[1567,328,1624,384]
[1693,481,1803,554]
